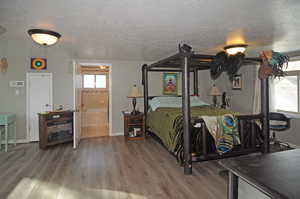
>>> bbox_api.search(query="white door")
[27,73,53,142]
[73,61,82,148]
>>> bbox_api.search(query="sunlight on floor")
[7,178,148,199]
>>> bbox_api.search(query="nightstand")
[122,111,145,141]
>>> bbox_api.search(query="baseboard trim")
[111,132,124,136]
[1,139,29,144]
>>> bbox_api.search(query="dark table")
[220,149,300,199]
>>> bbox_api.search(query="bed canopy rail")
[142,44,269,175]
[145,45,261,70]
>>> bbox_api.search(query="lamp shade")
[209,85,222,96]
[28,29,61,46]
[128,85,143,98]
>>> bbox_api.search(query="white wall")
[0,36,162,140]
[213,65,256,114]
[0,38,74,140]
[104,60,161,134]
[0,33,215,140]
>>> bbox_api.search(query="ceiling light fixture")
[224,44,248,55]
[28,29,61,46]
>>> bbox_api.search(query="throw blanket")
[202,114,240,154]
[147,106,238,163]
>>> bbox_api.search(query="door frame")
[26,72,53,142]
[72,60,113,137]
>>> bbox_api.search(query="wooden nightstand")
[122,111,145,141]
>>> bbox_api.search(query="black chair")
[269,112,291,146]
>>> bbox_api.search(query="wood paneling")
[0,136,227,199]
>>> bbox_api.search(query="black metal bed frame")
[141,44,270,175]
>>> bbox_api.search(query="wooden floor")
[0,136,227,199]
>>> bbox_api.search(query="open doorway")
[80,65,110,138]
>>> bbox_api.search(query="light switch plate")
[9,81,25,87]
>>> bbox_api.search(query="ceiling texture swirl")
[0,0,300,61]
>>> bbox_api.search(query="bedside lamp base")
[213,96,218,107]
[130,97,140,115]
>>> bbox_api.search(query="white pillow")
[190,96,209,107]
[149,96,208,111]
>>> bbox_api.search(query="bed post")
[180,44,193,175]
[260,77,270,153]
[193,69,199,95]
[142,64,149,136]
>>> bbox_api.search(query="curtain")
[268,78,276,112]
[253,64,275,114]
[253,64,261,114]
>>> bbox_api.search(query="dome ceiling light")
[224,44,248,55]
[28,29,61,46]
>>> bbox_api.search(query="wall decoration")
[258,51,289,79]
[31,58,47,71]
[232,74,242,90]
[163,73,178,95]
[0,57,8,74]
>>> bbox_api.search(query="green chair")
[0,113,17,152]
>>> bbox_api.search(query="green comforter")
[147,106,238,160]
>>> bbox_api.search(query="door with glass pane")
[81,69,109,138]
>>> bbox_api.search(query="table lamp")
[128,85,143,115]
[209,84,222,107]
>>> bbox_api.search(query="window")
[274,60,300,112]
[95,75,106,88]
[83,75,95,88]
[83,74,107,88]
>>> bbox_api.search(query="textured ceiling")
[0,0,300,61]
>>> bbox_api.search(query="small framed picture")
[232,75,242,90]
[163,73,178,95]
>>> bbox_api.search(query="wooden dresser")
[38,111,73,149]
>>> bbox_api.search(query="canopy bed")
[142,44,271,175]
